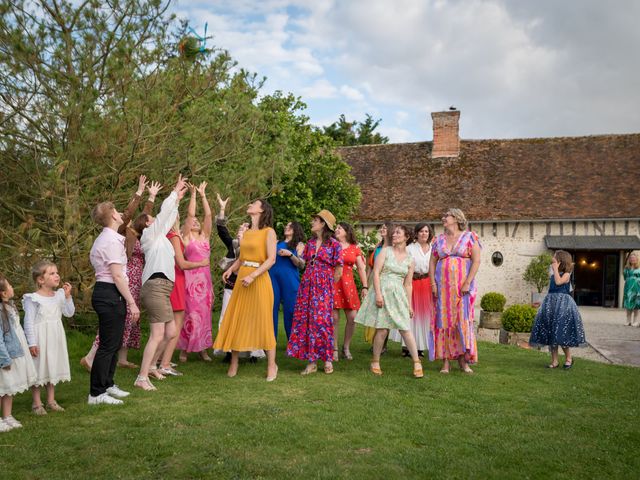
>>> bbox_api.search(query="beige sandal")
[134,376,156,391]
[32,404,47,416]
[46,401,65,412]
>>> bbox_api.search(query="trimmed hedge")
[501,304,537,332]
[480,292,507,312]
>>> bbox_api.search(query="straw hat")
[315,209,336,231]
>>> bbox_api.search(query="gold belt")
[242,261,260,268]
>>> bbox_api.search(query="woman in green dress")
[623,252,640,327]
[355,225,423,378]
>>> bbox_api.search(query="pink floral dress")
[178,240,213,352]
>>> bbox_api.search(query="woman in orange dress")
[332,222,367,361]
[213,199,278,381]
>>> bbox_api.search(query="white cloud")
[299,78,337,99]
[339,85,364,102]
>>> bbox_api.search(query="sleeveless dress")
[22,290,73,386]
[269,240,301,340]
[430,231,480,363]
[167,231,186,312]
[334,244,364,310]
[287,238,343,362]
[213,228,276,352]
[355,247,412,330]
[0,306,37,395]
[529,275,587,348]
[179,239,213,352]
[623,268,640,310]
[389,242,433,351]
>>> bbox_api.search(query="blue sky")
[171,0,640,143]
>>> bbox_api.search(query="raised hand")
[148,181,162,200]
[137,175,148,195]
[174,174,189,200]
[216,193,229,210]
[197,181,208,196]
[62,282,72,298]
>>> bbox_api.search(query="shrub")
[501,304,537,332]
[523,253,553,293]
[480,292,506,312]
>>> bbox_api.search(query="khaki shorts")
[140,278,174,324]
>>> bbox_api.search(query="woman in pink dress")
[429,208,481,374]
[178,182,214,361]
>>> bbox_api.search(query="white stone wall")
[357,220,640,307]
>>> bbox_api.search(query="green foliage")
[322,113,389,146]
[480,292,507,312]
[524,253,553,293]
[0,1,360,305]
[501,304,537,332]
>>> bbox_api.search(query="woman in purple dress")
[177,182,214,361]
[287,210,343,375]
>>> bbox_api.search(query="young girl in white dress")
[1,274,37,431]
[23,261,75,415]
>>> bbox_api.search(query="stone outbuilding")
[337,110,640,307]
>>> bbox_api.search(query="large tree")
[0,0,360,303]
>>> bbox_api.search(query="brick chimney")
[431,110,460,158]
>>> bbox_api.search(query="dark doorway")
[572,251,619,307]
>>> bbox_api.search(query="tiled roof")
[337,134,640,222]
[545,235,640,250]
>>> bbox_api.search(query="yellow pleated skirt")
[213,264,276,352]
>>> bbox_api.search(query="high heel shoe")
[266,365,278,382]
[413,362,424,378]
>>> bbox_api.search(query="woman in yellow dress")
[213,199,278,381]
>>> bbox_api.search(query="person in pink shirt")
[87,202,140,405]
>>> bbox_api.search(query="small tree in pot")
[479,292,506,329]
[523,253,553,306]
[499,304,537,347]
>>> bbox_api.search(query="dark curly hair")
[393,224,413,244]
[337,222,358,245]
[285,221,305,250]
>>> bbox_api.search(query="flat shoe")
[134,376,156,391]
[148,368,166,380]
[546,363,559,369]
[439,368,450,374]
[563,360,574,370]
[46,401,65,412]
[31,405,47,416]
[324,363,334,374]
[342,348,353,361]
[370,364,383,376]
[413,362,424,378]
[117,361,138,369]
[301,364,318,375]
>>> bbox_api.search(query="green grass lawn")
[1,317,639,479]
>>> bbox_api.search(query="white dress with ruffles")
[0,306,38,395]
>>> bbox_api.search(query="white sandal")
[134,376,156,391]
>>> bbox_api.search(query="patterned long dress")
[623,268,640,310]
[178,239,213,352]
[287,238,343,362]
[429,231,480,363]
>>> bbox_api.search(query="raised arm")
[145,175,187,241]
[118,175,148,235]
[198,182,213,239]
[143,181,162,216]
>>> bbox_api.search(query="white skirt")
[32,320,70,386]
[0,327,38,396]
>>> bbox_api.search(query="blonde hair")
[0,273,14,334]
[627,251,640,268]
[448,208,468,230]
[91,201,115,227]
[32,260,57,287]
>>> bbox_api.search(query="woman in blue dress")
[269,222,305,340]
[529,250,587,369]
